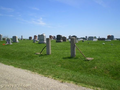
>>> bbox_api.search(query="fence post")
[46,38,51,55]
[71,37,76,57]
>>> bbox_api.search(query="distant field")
[0,40,120,90]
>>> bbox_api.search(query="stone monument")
[38,34,46,44]
[21,35,23,40]
[33,35,37,43]
[12,36,19,42]
[56,35,63,42]
[6,38,12,45]
[0,34,2,41]
[62,36,67,42]
[29,36,32,40]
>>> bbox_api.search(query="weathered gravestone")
[29,36,32,40]
[0,34,2,41]
[3,38,7,41]
[62,36,67,42]
[38,34,46,44]
[49,35,53,40]
[6,38,12,45]
[21,35,23,40]
[56,35,63,42]
[33,35,37,43]
[12,36,19,43]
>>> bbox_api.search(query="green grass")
[0,40,120,90]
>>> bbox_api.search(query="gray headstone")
[0,34,2,41]
[62,36,67,42]
[6,38,12,44]
[56,35,63,42]
[29,36,32,40]
[21,35,23,40]
[12,36,19,43]
[38,34,46,44]
[33,35,37,43]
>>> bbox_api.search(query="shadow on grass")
[63,56,79,59]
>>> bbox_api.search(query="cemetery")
[0,34,120,90]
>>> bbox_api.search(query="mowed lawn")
[0,40,120,90]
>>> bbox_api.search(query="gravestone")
[29,36,32,40]
[56,35,63,42]
[6,38,12,45]
[3,38,7,41]
[33,35,37,43]
[38,34,46,44]
[0,34,2,41]
[49,35,53,40]
[12,36,19,42]
[21,35,23,40]
[72,35,78,43]
[62,36,67,42]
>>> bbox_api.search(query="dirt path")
[0,63,92,90]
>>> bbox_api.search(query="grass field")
[0,40,120,90]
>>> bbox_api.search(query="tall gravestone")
[56,35,63,42]
[6,38,12,45]
[38,34,46,44]
[12,36,19,42]
[62,36,67,42]
[33,35,37,43]
[0,34,2,41]
[21,35,23,40]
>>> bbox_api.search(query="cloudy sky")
[0,0,120,38]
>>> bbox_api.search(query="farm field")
[0,40,120,90]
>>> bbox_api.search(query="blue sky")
[0,0,120,38]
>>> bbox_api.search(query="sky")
[0,0,120,39]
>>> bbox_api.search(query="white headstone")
[6,38,12,44]
[12,36,19,43]
[38,34,46,43]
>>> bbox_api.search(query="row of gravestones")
[0,34,78,44]
[0,34,19,45]
[30,34,78,43]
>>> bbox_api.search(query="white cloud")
[31,18,46,25]
[17,17,46,26]
[0,7,14,12]
[93,0,106,7]
[30,7,39,10]
[0,14,13,17]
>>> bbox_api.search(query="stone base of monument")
[39,41,46,44]
[56,40,63,42]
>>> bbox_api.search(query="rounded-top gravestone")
[62,36,67,42]
[12,36,19,43]
[33,35,37,43]
[56,35,63,42]
[6,38,12,45]
[29,36,32,40]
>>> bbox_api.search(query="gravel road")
[0,63,92,90]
